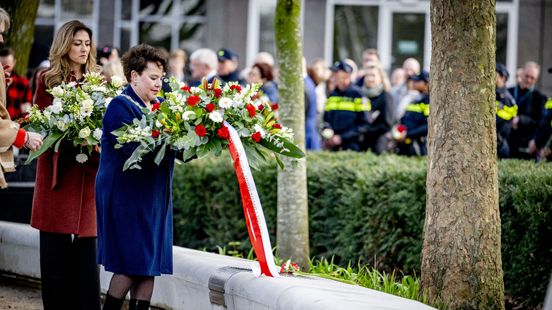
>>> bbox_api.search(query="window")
[391,13,425,70]
[332,5,378,65]
[115,0,206,53]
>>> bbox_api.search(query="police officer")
[217,48,246,86]
[495,63,518,158]
[322,60,370,151]
[394,70,430,156]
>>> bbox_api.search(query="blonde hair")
[44,20,99,88]
[0,8,10,30]
[102,60,126,83]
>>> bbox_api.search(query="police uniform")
[323,85,371,151]
[534,98,552,152]
[396,94,430,156]
[496,87,517,158]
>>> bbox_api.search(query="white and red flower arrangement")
[113,78,304,170]
[280,259,301,274]
[391,124,407,141]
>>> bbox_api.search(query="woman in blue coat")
[96,44,172,310]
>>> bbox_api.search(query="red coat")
[30,75,98,237]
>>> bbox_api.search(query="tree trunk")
[274,0,309,269]
[0,0,40,76]
[422,1,504,308]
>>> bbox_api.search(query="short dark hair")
[121,44,167,82]
[252,62,274,81]
[0,47,14,58]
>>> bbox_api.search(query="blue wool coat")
[95,86,175,276]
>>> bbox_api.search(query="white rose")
[218,97,233,108]
[208,111,223,123]
[50,100,63,114]
[79,127,91,138]
[321,128,334,139]
[51,86,64,98]
[67,82,77,88]
[182,111,196,121]
[93,128,103,140]
[110,76,124,88]
[56,121,67,131]
[75,153,88,163]
[80,99,94,117]
[155,120,163,128]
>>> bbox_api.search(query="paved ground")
[0,275,165,310]
[0,275,42,310]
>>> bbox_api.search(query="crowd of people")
[86,45,552,161]
[0,8,551,310]
[5,31,552,162]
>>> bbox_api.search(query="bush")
[172,152,552,308]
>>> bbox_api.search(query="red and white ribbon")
[225,122,280,277]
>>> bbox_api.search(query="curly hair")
[121,44,168,83]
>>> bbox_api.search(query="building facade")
[30,0,551,93]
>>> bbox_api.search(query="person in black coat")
[357,65,393,154]
[508,61,547,159]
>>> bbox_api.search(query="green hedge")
[172,152,552,308]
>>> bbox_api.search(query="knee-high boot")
[102,293,124,310]
[129,299,150,310]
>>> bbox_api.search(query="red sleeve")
[33,74,53,110]
[13,128,26,148]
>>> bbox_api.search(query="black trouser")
[40,231,101,310]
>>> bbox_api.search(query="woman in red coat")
[31,20,101,310]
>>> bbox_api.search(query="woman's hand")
[25,132,43,151]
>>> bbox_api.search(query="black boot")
[129,299,150,310]
[102,293,124,310]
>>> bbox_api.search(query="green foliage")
[307,257,446,309]
[172,152,552,308]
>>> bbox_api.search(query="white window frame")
[246,0,305,67]
[325,0,519,74]
[35,0,100,44]
[113,0,206,52]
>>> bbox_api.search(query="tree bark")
[274,0,309,269]
[0,0,40,76]
[422,1,504,308]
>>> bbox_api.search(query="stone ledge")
[0,221,434,309]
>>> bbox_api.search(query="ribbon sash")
[225,122,280,277]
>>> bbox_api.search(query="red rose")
[257,104,264,111]
[271,103,279,111]
[181,85,191,92]
[205,103,215,112]
[187,95,200,106]
[397,124,407,133]
[246,104,256,117]
[195,124,207,137]
[213,88,222,98]
[151,102,161,112]
[272,123,282,129]
[151,130,160,138]
[230,85,242,92]
[217,125,230,139]
[251,131,262,143]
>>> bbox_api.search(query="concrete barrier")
[0,221,435,309]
